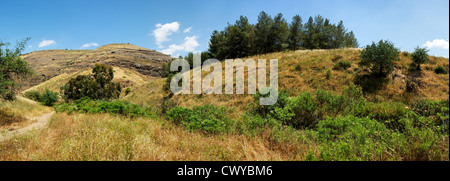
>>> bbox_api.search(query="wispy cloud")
[161,36,200,55]
[183,27,192,33]
[152,22,180,48]
[423,39,449,50]
[80,42,99,49]
[38,40,56,48]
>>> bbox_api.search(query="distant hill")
[20,43,173,90]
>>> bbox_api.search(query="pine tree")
[254,11,274,54]
[271,13,290,52]
[303,16,318,49]
[288,15,303,51]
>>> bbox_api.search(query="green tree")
[288,15,303,51]
[208,30,227,60]
[0,38,33,100]
[411,46,430,70]
[41,89,59,106]
[92,64,114,88]
[271,13,290,52]
[303,16,318,49]
[360,40,400,76]
[344,31,358,48]
[254,11,274,54]
[60,64,121,101]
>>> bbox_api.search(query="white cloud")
[38,40,56,48]
[423,39,449,50]
[183,27,192,33]
[161,36,200,55]
[80,42,99,49]
[153,22,180,48]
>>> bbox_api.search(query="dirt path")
[0,97,55,142]
[16,95,39,104]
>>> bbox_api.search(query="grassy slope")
[0,112,314,161]
[126,48,449,119]
[2,48,448,161]
[21,66,150,97]
[0,97,53,131]
[19,43,172,91]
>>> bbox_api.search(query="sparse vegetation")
[0,107,25,126]
[54,98,155,118]
[1,41,448,161]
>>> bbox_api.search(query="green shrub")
[359,40,400,76]
[295,64,302,71]
[253,89,289,118]
[55,98,154,118]
[24,91,42,102]
[236,113,281,135]
[434,66,448,74]
[333,61,351,70]
[166,104,230,134]
[165,106,193,125]
[410,99,449,132]
[163,73,175,92]
[124,87,131,96]
[411,47,429,70]
[314,115,445,161]
[325,70,332,79]
[41,89,59,106]
[60,64,121,101]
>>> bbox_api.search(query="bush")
[434,66,448,74]
[24,91,42,102]
[410,99,449,132]
[54,98,154,118]
[333,61,351,70]
[41,89,59,106]
[411,47,429,70]
[124,87,131,96]
[359,40,400,76]
[325,70,332,79]
[166,104,230,134]
[295,64,302,71]
[253,89,289,118]
[236,113,280,135]
[314,115,445,161]
[60,64,121,102]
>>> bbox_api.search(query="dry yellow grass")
[0,97,53,131]
[5,48,447,161]
[0,112,316,161]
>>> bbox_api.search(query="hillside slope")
[20,43,173,90]
[124,49,449,118]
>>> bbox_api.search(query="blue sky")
[1,0,448,57]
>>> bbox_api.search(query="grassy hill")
[19,43,173,90]
[2,47,448,161]
[124,48,449,119]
